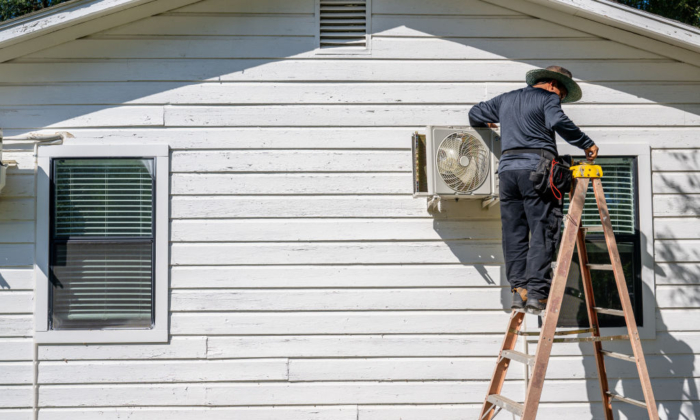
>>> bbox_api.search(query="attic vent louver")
[319,0,368,49]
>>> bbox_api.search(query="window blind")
[51,242,153,329]
[319,0,368,48]
[51,159,155,330]
[563,157,636,234]
[54,159,154,237]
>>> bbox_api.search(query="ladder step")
[581,226,605,232]
[587,264,614,271]
[501,350,535,367]
[606,391,647,409]
[601,350,636,362]
[513,327,595,337]
[486,394,524,417]
[595,307,625,317]
[553,334,629,343]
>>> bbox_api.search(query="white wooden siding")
[0,0,699,418]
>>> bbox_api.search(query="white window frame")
[34,144,170,344]
[315,0,372,56]
[523,143,656,339]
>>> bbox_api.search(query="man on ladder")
[468,65,599,313]
[470,67,660,419]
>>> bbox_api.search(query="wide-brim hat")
[526,67,582,103]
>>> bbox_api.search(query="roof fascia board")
[0,0,202,63]
[529,0,700,52]
[0,0,153,47]
[482,0,700,68]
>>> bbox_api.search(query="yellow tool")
[571,161,603,178]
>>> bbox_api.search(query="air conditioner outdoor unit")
[413,126,501,210]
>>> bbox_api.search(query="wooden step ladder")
[478,169,659,420]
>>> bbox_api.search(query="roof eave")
[0,0,202,63]
[0,0,153,49]
[529,0,700,55]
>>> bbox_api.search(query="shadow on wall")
[0,273,9,289]
[654,169,700,307]
[0,1,699,316]
[579,280,700,419]
[430,199,512,311]
[1,6,700,134]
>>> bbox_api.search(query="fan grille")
[436,132,490,193]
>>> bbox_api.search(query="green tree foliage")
[615,0,700,27]
[1,0,72,22]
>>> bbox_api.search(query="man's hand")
[585,144,599,161]
[487,123,498,129]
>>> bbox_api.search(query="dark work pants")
[499,170,563,300]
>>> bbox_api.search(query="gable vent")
[319,0,368,48]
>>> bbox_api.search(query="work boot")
[511,288,528,310]
[525,298,548,315]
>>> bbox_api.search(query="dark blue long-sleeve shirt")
[468,86,595,173]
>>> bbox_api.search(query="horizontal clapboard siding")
[3,82,700,106]
[0,0,699,418]
[0,339,33,361]
[652,138,700,420]
[35,379,700,406]
[171,265,506,288]
[206,335,504,358]
[4,127,700,149]
[0,269,34,290]
[0,293,33,314]
[170,219,501,241]
[38,407,359,420]
[0,316,32,337]
[170,242,504,265]
[38,360,289,383]
[3,60,699,83]
[25,405,700,420]
[26,38,662,60]
[170,289,507,311]
[171,311,513,335]
[38,337,207,360]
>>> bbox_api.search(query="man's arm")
[543,95,598,160]
[469,94,504,127]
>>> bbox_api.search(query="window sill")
[34,328,168,344]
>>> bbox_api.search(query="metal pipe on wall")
[0,130,72,420]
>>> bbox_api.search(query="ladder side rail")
[592,178,660,419]
[576,227,614,420]
[479,311,525,420]
[520,178,590,420]
[478,310,525,420]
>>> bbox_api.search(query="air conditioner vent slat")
[319,0,367,49]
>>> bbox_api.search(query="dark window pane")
[54,159,154,237]
[556,156,641,328]
[563,158,635,234]
[558,241,640,328]
[51,241,153,330]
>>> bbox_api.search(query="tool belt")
[503,148,572,200]
[502,148,557,161]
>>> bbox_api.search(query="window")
[35,145,169,343]
[557,157,643,328]
[316,0,371,54]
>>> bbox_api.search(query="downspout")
[1,132,72,420]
